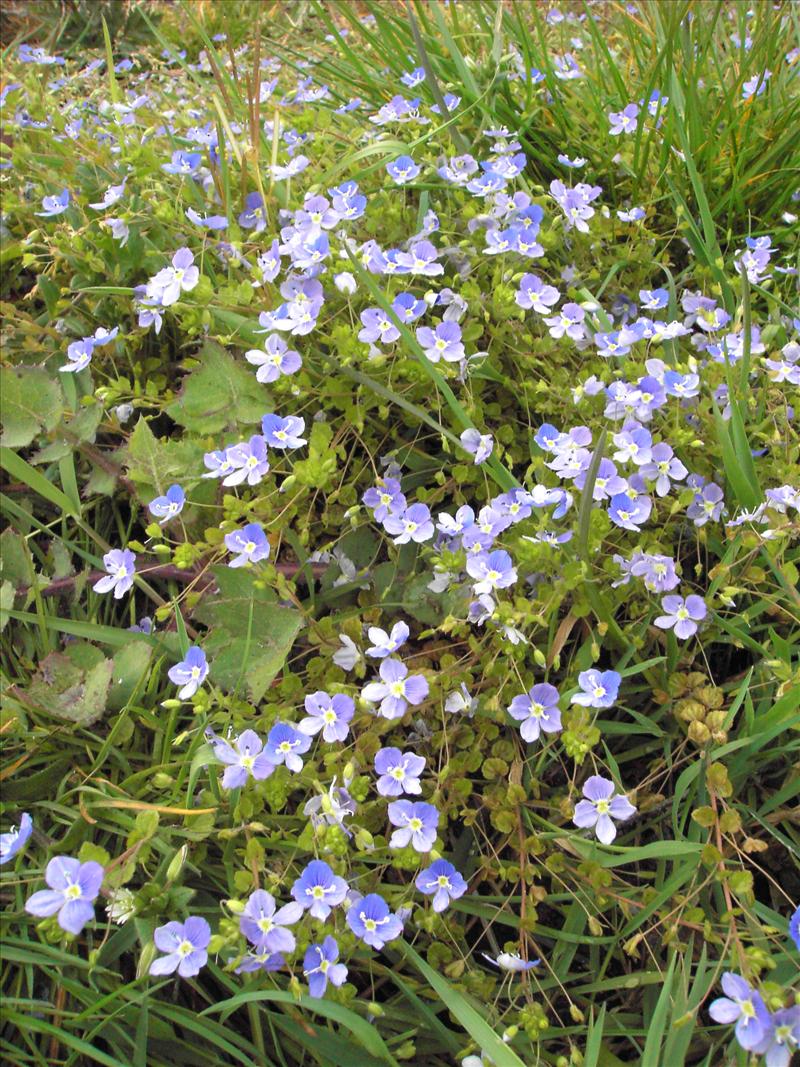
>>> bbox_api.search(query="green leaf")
[0,529,31,588]
[0,366,63,448]
[32,402,104,465]
[125,416,204,501]
[0,580,14,632]
[23,651,113,726]
[194,566,302,701]
[107,640,153,711]
[165,340,267,434]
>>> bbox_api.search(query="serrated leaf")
[194,566,302,702]
[0,366,63,448]
[125,415,204,501]
[165,340,267,434]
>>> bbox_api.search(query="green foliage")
[0,365,63,448]
[1,2,799,1067]
[165,341,268,435]
[194,566,303,702]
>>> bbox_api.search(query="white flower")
[332,635,361,672]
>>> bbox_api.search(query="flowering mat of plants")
[1,0,799,1064]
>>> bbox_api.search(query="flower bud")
[166,844,188,883]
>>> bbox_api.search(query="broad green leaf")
[125,415,204,501]
[0,529,31,588]
[32,402,104,464]
[23,650,113,726]
[194,566,303,702]
[165,339,267,434]
[0,366,63,448]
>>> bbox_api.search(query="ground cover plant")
[1,1,799,1064]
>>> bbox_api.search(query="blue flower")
[386,155,421,184]
[383,503,434,545]
[508,683,562,743]
[36,188,70,217]
[790,905,800,951]
[291,860,349,920]
[185,207,228,230]
[742,70,771,100]
[516,273,560,314]
[709,973,773,1052]
[167,646,208,700]
[387,799,439,851]
[261,414,307,450]
[400,66,425,88]
[366,621,409,658]
[304,936,348,998]
[238,191,266,231]
[482,951,539,972]
[460,428,494,465]
[148,484,185,524]
[416,321,464,363]
[146,247,199,306]
[25,856,103,934]
[363,479,406,523]
[374,747,426,797]
[358,307,400,345]
[224,523,270,568]
[246,335,302,383]
[240,889,303,954]
[415,859,467,912]
[89,179,127,210]
[162,150,202,175]
[0,812,33,865]
[150,916,210,978]
[653,594,707,639]
[466,550,517,595]
[208,728,274,789]
[362,658,429,720]
[573,775,636,844]
[235,950,285,974]
[60,339,94,374]
[571,669,621,709]
[607,491,652,531]
[609,102,639,134]
[346,893,404,949]
[224,435,270,487]
[761,1007,800,1067]
[297,691,354,743]
[264,722,311,773]
[392,292,426,322]
[93,548,136,599]
[639,288,669,310]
